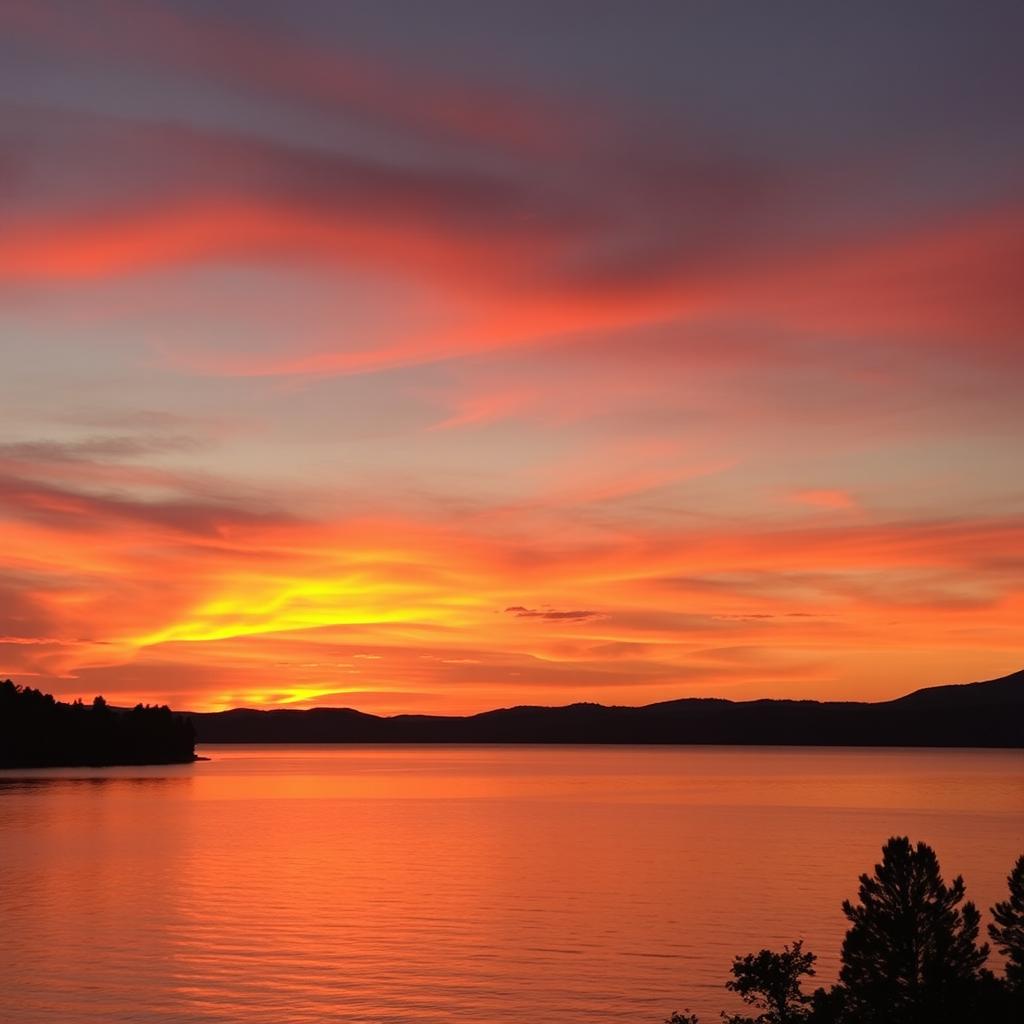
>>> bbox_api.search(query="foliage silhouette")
[0,679,194,767]
[666,838,1024,1024]
[722,941,816,1024]
[990,854,1024,995]
[836,836,988,1023]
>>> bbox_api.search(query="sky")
[1,1,1022,713]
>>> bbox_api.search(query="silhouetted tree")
[805,984,846,1024]
[721,941,816,1024]
[835,836,988,1023]
[990,854,1024,995]
[660,836,1024,1024]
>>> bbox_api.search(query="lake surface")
[1,745,1022,1023]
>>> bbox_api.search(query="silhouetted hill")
[0,681,196,768]
[891,668,1024,708]
[188,669,1024,748]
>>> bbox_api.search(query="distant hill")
[189,669,1024,748]
[890,668,1024,709]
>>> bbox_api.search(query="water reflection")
[1,746,1022,1023]
[0,774,194,791]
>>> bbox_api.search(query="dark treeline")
[668,837,1024,1024]
[0,681,195,768]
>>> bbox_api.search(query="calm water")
[1,745,1022,1023]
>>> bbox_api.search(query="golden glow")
[132,575,475,647]
[3,495,1021,711]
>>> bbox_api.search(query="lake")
[1,745,1022,1022]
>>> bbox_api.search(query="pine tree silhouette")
[836,836,988,1023]
[989,854,1024,995]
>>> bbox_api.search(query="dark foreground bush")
[666,837,1023,1024]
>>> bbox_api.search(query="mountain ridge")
[187,668,1024,748]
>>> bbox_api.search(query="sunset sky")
[1,1,1022,713]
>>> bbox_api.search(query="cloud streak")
[504,606,602,622]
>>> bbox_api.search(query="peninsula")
[0,681,196,768]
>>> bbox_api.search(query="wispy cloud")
[790,489,858,511]
[504,606,601,622]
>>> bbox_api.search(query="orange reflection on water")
[2,745,1022,1023]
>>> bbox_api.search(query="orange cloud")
[2,447,1021,711]
[427,387,538,432]
[791,489,858,511]
[751,206,1024,344]
[4,183,1019,396]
